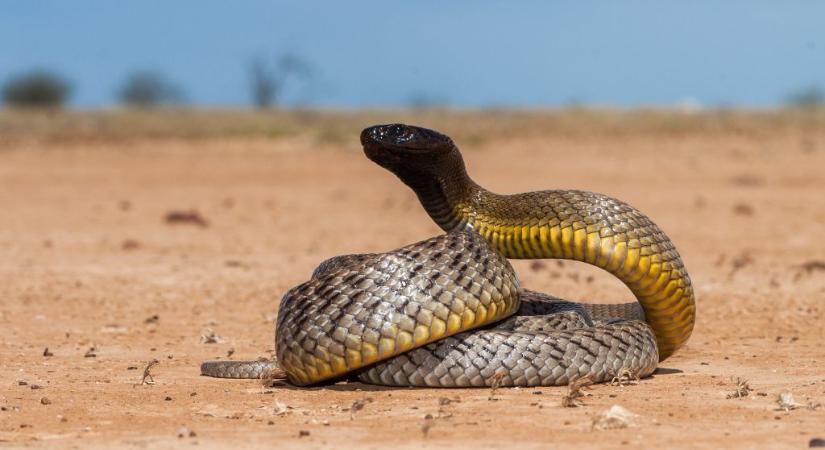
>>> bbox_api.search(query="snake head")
[361,124,456,170]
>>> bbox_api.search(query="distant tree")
[247,52,313,109]
[249,58,277,109]
[2,70,71,108]
[118,71,185,108]
[785,86,824,109]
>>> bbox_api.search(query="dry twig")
[135,359,159,386]
[350,397,374,420]
[488,372,507,400]
[421,413,435,438]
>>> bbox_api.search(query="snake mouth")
[361,124,454,156]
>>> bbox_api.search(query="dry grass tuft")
[726,377,752,399]
[261,360,288,387]
[561,377,593,408]
[609,368,640,387]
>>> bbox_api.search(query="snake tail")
[200,359,283,379]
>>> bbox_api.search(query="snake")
[201,124,695,387]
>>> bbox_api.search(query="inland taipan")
[201,124,695,387]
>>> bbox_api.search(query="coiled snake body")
[201,124,695,387]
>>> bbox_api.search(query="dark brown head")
[360,124,458,175]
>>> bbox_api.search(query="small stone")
[810,438,825,448]
[121,239,141,251]
[777,392,799,411]
[592,405,637,430]
[43,348,54,357]
[298,430,310,437]
[200,328,222,344]
[40,397,51,405]
[177,426,195,438]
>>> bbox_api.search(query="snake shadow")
[265,367,684,392]
[268,379,429,392]
[652,367,683,376]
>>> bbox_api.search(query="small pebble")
[811,438,825,448]
[177,426,196,438]
[40,397,51,405]
[299,430,310,437]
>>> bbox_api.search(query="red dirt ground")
[1,116,824,449]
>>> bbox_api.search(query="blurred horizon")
[2,1,823,109]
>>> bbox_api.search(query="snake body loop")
[201,124,694,387]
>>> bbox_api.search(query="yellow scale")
[475,217,693,360]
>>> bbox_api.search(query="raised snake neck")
[362,124,695,360]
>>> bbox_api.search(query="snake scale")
[201,124,695,387]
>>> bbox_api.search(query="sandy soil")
[1,116,824,449]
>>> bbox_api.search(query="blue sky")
[2,1,823,107]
